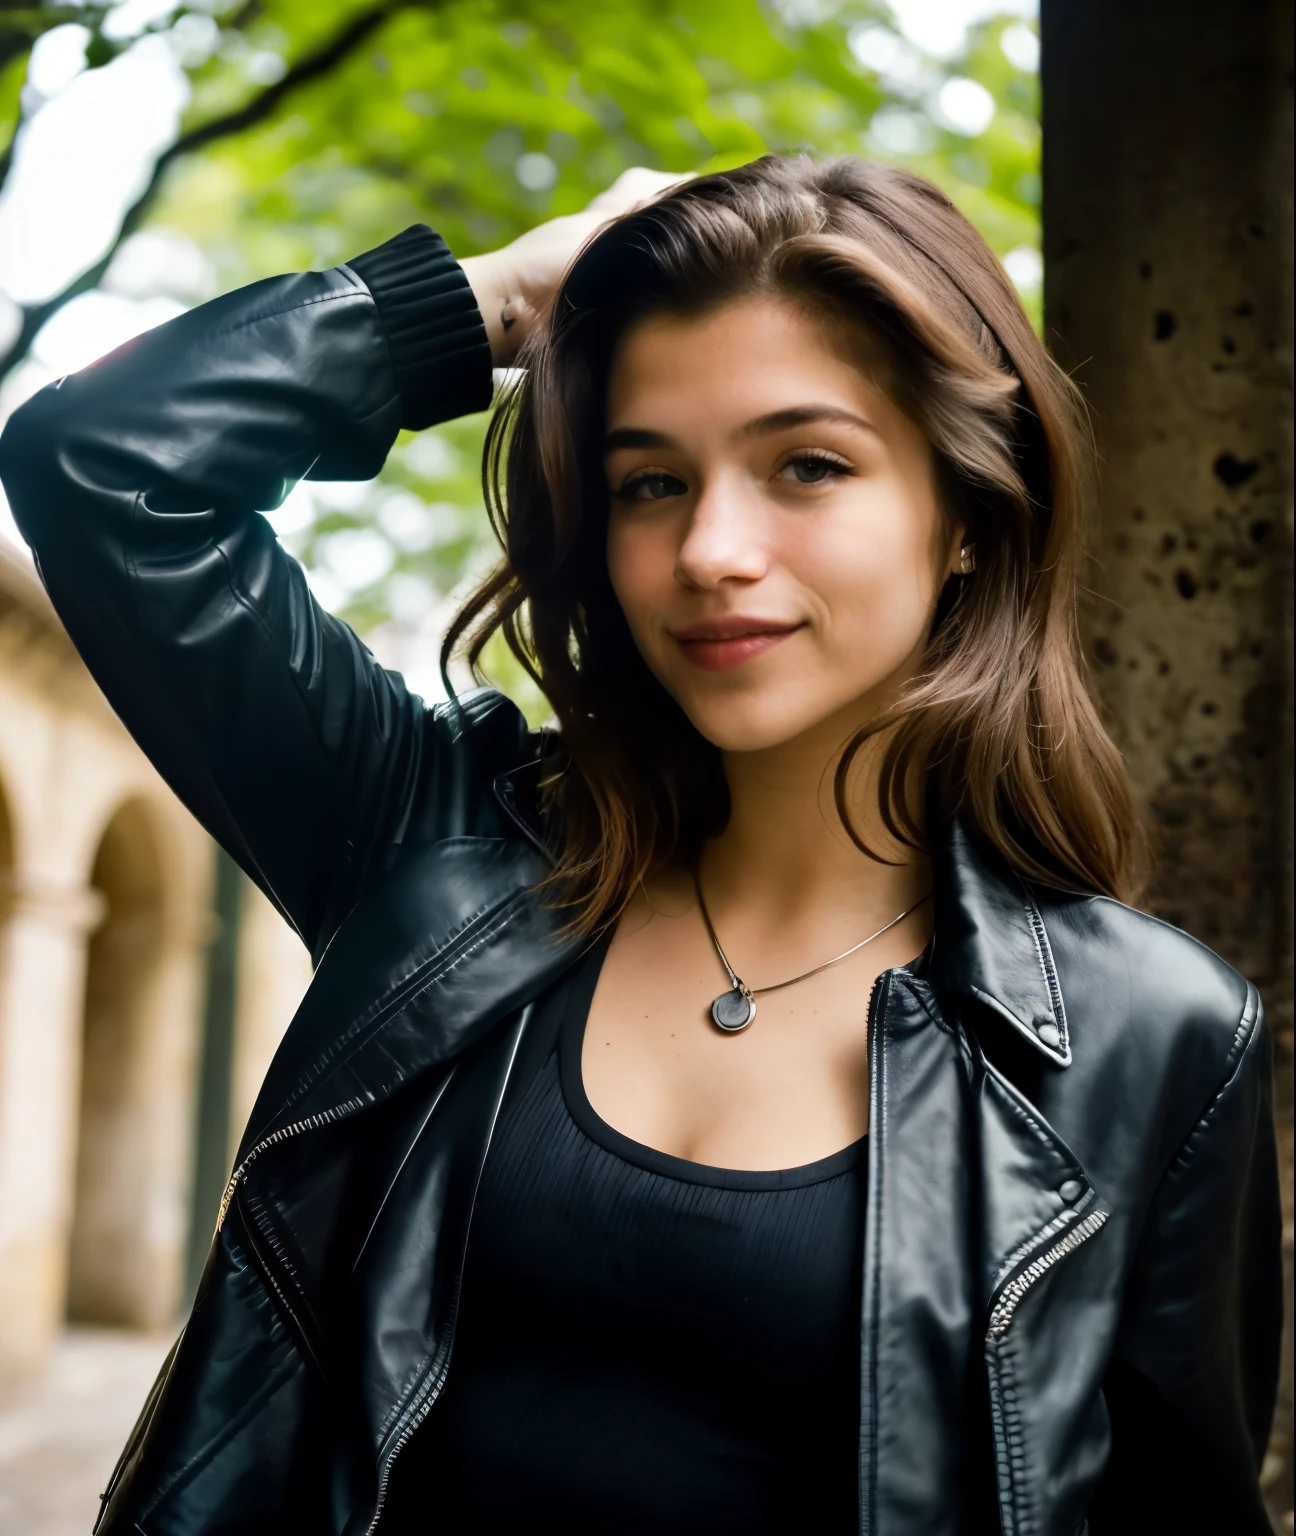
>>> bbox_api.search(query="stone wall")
[1041,1,1294,1524]
[0,543,310,1380]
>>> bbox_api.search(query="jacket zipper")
[216,1103,363,1232]
[858,968,890,1536]
[363,1310,459,1535]
[986,1205,1109,1338]
[983,1204,1109,1536]
[214,891,528,1234]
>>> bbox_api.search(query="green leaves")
[6,0,1040,682]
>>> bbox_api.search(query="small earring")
[958,544,977,575]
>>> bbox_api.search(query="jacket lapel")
[225,821,580,1388]
[240,830,577,1152]
[928,820,1072,1067]
[864,826,1105,1535]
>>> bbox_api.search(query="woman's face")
[604,295,963,756]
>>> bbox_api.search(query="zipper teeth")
[987,1208,1108,1338]
[215,1103,361,1232]
[364,1333,457,1535]
[859,969,889,1536]
[215,892,527,1235]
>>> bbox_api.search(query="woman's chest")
[581,911,903,1169]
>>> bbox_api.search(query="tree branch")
[0,0,407,385]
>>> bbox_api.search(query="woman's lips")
[671,619,802,673]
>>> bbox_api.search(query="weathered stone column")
[0,874,104,1379]
[1041,0,1293,1524]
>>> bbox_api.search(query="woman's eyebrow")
[737,405,877,438]
[605,405,876,455]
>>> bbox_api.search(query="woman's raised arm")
[0,224,495,956]
[0,172,681,957]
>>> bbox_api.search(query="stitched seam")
[337,259,401,384]
[240,1186,318,1349]
[859,974,890,1533]
[1161,983,1261,1183]
[288,887,529,1102]
[1023,895,1068,1048]
[986,1336,1018,1535]
[993,1332,1035,1535]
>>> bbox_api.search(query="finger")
[498,296,540,354]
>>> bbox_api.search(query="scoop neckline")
[554,936,869,1192]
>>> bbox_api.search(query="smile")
[670,618,803,673]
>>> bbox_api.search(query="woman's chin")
[677,691,846,756]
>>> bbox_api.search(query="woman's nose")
[674,479,770,590]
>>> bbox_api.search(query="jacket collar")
[928,818,1071,1067]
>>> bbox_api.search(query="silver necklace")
[693,870,931,1033]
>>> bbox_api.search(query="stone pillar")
[228,879,314,1163]
[0,874,104,1380]
[1041,0,1293,1524]
[124,896,213,1329]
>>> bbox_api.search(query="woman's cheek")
[607,522,666,651]
[807,540,927,678]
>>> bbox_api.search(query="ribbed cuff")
[344,224,493,431]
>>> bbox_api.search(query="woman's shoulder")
[416,685,554,836]
[1039,885,1263,1105]
[426,685,553,764]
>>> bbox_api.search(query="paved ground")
[0,1329,173,1536]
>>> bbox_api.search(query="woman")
[0,156,1280,1535]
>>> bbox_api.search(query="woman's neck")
[698,713,932,947]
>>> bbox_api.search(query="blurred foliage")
[4,0,1039,712]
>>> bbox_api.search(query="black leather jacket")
[0,226,1281,1536]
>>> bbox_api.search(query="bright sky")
[0,0,1038,561]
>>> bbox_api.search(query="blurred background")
[0,0,1288,1531]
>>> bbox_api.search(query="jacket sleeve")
[1090,982,1283,1533]
[0,226,494,958]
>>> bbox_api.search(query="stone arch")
[65,797,167,1325]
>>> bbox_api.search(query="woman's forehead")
[604,297,900,445]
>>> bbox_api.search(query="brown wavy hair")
[444,154,1143,930]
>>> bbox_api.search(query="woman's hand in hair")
[461,168,689,367]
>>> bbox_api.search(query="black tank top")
[392,939,867,1531]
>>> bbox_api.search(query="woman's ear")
[944,523,972,579]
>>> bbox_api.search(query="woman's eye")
[778,455,849,485]
[617,471,687,502]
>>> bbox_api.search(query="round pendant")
[711,988,756,1032]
